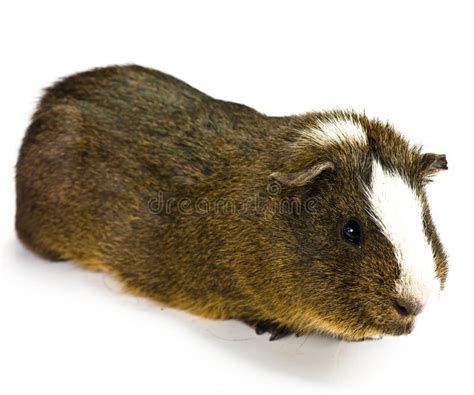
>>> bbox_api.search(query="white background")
[1,1,472,394]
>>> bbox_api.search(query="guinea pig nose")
[393,298,423,317]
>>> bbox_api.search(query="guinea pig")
[15,65,448,341]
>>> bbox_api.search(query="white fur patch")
[310,117,367,145]
[366,161,440,306]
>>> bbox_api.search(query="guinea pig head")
[268,112,448,340]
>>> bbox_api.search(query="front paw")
[244,320,293,341]
[353,334,384,342]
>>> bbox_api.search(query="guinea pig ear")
[268,161,334,187]
[419,153,448,177]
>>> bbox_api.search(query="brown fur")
[15,65,448,341]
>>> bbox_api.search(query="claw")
[269,327,291,341]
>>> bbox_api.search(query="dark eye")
[342,219,362,246]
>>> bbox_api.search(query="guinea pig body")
[16,65,448,341]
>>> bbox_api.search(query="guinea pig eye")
[342,219,362,247]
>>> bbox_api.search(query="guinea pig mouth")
[380,320,415,337]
